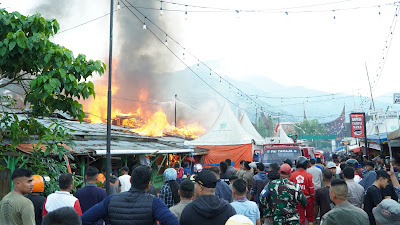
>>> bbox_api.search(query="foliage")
[0,9,104,191]
[294,119,331,149]
[256,114,277,137]
[0,8,106,121]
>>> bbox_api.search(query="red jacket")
[290,168,315,198]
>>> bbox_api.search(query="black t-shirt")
[25,194,46,225]
[315,186,332,218]
[220,172,230,185]
[363,185,383,225]
[381,181,398,202]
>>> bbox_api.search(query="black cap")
[282,159,293,167]
[229,175,238,180]
[376,169,390,179]
[121,166,129,172]
[195,170,217,188]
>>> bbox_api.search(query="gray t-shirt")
[0,192,35,225]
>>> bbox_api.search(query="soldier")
[261,163,307,225]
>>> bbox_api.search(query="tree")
[0,9,105,191]
[0,9,105,147]
[294,119,331,149]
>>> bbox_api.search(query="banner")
[350,113,365,138]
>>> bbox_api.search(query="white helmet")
[194,164,203,173]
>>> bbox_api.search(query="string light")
[182,48,185,60]
[160,1,163,16]
[117,1,121,11]
[332,94,335,102]
[237,92,240,97]
[333,10,336,20]
[378,5,381,15]
[165,34,168,45]
[143,17,147,30]
[185,5,188,20]
[209,70,212,79]
[219,76,222,85]
[229,85,231,92]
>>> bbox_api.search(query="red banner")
[350,113,365,137]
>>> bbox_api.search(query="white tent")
[184,102,257,168]
[239,112,265,144]
[185,103,256,146]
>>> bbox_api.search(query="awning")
[348,145,362,153]
[367,133,388,144]
[335,146,344,151]
[94,149,194,155]
[388,129,400,141]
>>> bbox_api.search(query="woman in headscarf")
[159,168,180,208]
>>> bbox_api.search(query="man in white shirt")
[118,166,131,192]
[307,158,323,189]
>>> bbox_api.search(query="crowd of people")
[1,155,400,225]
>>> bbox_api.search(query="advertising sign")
[394,93,400,104]
[350,113,365,138]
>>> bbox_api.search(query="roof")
[5,113,208,156]
[184,102,258,146]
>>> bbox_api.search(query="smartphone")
[385,164,390,171]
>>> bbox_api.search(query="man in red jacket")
[290,156,315,225]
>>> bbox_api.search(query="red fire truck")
[255,143,315,166]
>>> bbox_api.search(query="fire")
[84,81,205,139]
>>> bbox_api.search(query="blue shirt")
[231,199,260,225]
[359,171,376,190]
[75,183,107,225]
[81,194,179,225]
[215,180,232,203]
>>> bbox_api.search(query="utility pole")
[174,94,177,129]
[105,0,114,195]
[365,63,381,151]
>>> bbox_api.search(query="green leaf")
[49,78,57,88]
[16,36,26,49]
[0,47,6,57]
[44,54,51,63]
[9,41,16,51]
[68,74,75,82]
[59,68,66,78]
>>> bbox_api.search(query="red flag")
[274,122,280,134]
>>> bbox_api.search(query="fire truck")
[255,143,315,167]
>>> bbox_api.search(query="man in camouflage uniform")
[260,163,307,225]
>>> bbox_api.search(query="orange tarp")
[200,144,253,169]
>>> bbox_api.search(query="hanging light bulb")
[197,60,200,70]
[238,92,240,97]
[117,1,121,10]
[256,95,258,101]
[235,10,240,19]
[160,1,163,16]
[229,85,231,92]
[251,102,253,106]
[333,10,336,20]
[182,48,185,60]
[378,5,381,15]
[247,98,249,103]
[185,5,188,20]
[219,77,222,85]
[209,70,212,79]
[241,94,243,99]
[143,17,147,30]
[165,34,168,46]
[285,11,288,15]
[306,97,309,103]
[332,95,335,102]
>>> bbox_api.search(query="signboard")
[350,113,365,138]
[395,93,400,104]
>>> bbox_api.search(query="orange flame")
[84,76,205,138]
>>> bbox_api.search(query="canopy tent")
[367,132,388,144]
[239,112,265,144]
[388,129,400,141]
[184,103,257,169]
[348,145,362,153]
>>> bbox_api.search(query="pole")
[365,63,381,148]
[105,0,114,195]
[363,112,368,156]
[174,94,177,129]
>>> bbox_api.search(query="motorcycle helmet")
[32,175,44,193]
[346,159,359,170]
[193,164,203,173]
[296,156,310,169]
[163,168,177,182]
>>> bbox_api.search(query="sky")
[3,0,400,116]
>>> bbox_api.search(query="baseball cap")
[372,199,400,224]
[121,166,129,172]
[225,215,253,225]
[327,162,336,169]
[279,163,292,175]
[195,170,217,188]
[376,169,390,179]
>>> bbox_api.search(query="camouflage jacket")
[260,178,307,225]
